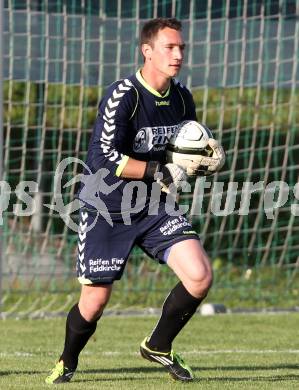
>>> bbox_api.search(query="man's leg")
[148,239,212,350]
[46,284,112,384]
[140,239,212,381]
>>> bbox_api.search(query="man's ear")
[141,43,152,61]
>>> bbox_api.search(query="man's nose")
[173,47,183,60]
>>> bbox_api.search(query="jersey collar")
[136,69,171,98]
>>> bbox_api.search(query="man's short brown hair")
[140,17,182,47]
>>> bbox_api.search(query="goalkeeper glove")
[144,161,187,194]
[187,138,226,176]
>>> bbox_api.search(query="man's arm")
[120,158,187,194]
[88,79,139,176]
[119,158,147,179]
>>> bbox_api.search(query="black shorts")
[76,206,199,284]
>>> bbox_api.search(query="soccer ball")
[166,120,214,173]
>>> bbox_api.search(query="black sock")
[59,304,98,370]
[148,282,204,352]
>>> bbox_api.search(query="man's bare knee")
[199,271,213,295]
[79,284,112,321]
[185,267,213,298]
[197,278,213,297]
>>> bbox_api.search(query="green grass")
[0,313,299,389]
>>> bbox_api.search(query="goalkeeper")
[46,17,225,384]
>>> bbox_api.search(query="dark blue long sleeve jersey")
[78,70,197,213]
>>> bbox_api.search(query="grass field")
[0,313,299,389]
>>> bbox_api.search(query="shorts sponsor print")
[76,208,199,285]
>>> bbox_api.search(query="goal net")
[2,0,299,315]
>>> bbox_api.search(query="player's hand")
[186,139,225,176]
[205,138,225,174]
[144,161,187,194]
[156,163,187,194]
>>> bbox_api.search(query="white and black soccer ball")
[166,120,214,172]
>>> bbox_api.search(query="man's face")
[144,27,185,78]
